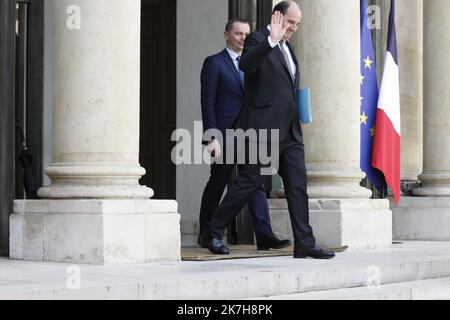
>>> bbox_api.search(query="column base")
[268,199,392,249]
[306,170,372,198]
[38,185,154,199]
[413,173,450,197]
[38,164,155,199]
[10,200,181,264]
[276,187,372,199]
[392,197,450,241]
[412,187,450,197]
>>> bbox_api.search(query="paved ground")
[1,241,450,299]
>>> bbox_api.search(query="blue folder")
[297,88,313,124]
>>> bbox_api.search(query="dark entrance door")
[0,0,16,257]
[140,0,177,200]
[0,0,43,256]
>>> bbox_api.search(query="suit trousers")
[208,126,316,249]
[199,151,273,238]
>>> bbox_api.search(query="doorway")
[140,0,177,200]
[0,0,43,256]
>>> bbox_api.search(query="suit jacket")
[237,27,302,143]
[200,49,245,142]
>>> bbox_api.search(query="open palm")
[270,11,287,43]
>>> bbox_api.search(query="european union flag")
[360,0,387,195]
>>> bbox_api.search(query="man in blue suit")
[198,19,291,253]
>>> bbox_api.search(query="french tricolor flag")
[372,0,401,203]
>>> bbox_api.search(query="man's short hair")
[225,19,250,32]
[272,1,293,15]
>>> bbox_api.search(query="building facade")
[0,0,448,264]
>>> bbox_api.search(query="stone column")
[413,0,450,197]
[393,0,450,240]
[397,0,423,194]
[38,0,152,199]
[10,0,181,264]
[294,0,371,199]
[268,0,392,250]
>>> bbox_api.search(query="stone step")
[1,242,450,299]
[249,277,450,300]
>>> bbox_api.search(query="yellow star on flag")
[370,126,375,137]
[360,74,365,85]
[360,112,368,125]
[364,56,374,69]
[360,96,364,105]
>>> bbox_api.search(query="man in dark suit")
[198,19,291,252]
[200,1,335,259]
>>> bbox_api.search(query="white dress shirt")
[267,25,297,77]
[226,47,241,71]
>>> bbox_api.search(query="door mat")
[181,245,348,261]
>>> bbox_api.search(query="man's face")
[224,22,250,53]
[282,5,302,41]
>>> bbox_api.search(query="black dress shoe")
[197,232,210,248]
[294,245,335,259]
[198,233,230,254]
[256,234,292,250]
[208,238,230,255]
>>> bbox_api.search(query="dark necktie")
[236,56,244,84]
[280,41,294,81]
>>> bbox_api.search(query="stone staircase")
[1,241,450,300]
[250,277,450,300]
[245,242,450,300]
